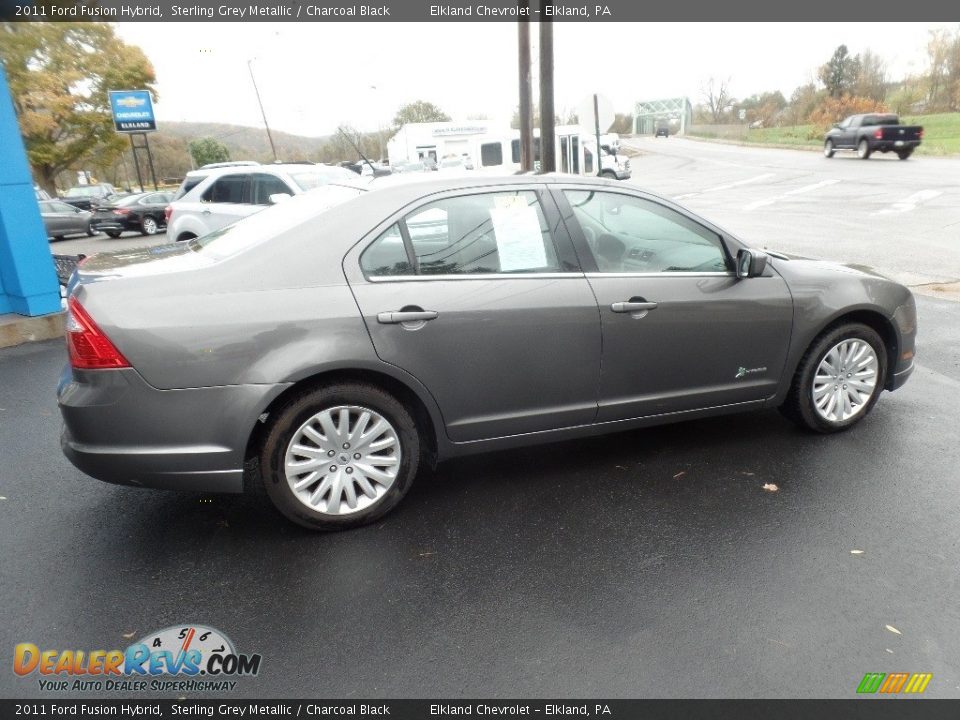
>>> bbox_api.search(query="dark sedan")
[91,191,173,238]
[39,200,95,240]
[58,175,916,531]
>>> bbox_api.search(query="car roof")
[184,163,347,179]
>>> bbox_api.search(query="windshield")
[289,167,356,191]
[65,187,101,197]
[191,184,364,260]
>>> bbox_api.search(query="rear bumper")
[873,140,921,152]
[58,365,289,493]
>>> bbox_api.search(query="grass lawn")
[689,113,960,156]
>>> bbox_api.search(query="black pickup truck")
[823,113,923,160]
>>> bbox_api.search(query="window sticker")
[490,204,547,271]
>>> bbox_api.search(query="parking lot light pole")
[247,58,278,163]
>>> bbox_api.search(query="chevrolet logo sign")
[116,96,147,108]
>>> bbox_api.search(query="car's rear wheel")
[823,139,835,158]
[105,231,122,239]
[780,323,887,433]
[259,383,420,530]
[897,149,913,160]
[857,139,872,159]
[86,222,96,237]
[141,216,159,235]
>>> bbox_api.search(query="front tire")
[105,231,122,239]
[259,383,421,530]
[857,139,872,159]
[600,170,617,179]
[86,222,96,237]
[823,139,835,158]
[780,323,887,433]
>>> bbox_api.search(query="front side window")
[564,190,730,273]
[252,174,293,205]
[202,174,248,204]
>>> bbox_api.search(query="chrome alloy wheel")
[812,339,879,423]
[284,405,401,515]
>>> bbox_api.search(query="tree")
[926,28,952,110]
[818,45,860,98]
[886,77,926,116]
[392,100,451,127]
[701,77,733,123]
[188,138,230,167]
[0,23,157,194]
[807,95,887,132]
[852,49,888,102]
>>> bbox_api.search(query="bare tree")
[701,77,732,123]
[854,49,888,102]
[927,29,951,110]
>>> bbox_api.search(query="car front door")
[839,116,859,147]
[554,186,794,423]
[344,186,602,443]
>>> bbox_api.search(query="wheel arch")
[244,367,444,475]
[785,308,899,397]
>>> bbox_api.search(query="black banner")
[0,0,957,22]
[3,700,960,719]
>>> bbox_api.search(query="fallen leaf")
[740,471,755,476]
[886,625,902,635]
[762,483,778,492]
[615,465,627,470]
[418,552,435,557]
[0,496,6,501]
[850,549,864,555]
[122,632,135,639]
[673,471,686,479]
[885,649,894,654]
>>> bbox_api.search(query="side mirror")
[268,193,292,205]
[736,248,768,279]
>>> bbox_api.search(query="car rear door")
[553,185,793,422]
[198,173,256,232]
[343,185,602,443]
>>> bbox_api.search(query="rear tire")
[141,216,158,235]
[897,149,913,160]
[823,139,835,158]
[86,222,96,237]
[258,383,421,531]
[857,139,872,159]
[780,323,887,433]
[600,170,617,180]
[106,231,122,239]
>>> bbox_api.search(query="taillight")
[112,208,130,216]
[873,128,883,140]
[918,129,924,139]
[65,297,130,370]
[164,206,173,222]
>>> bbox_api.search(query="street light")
[247,58,278,163]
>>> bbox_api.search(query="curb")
[0,312,64,349]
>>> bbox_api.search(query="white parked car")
[166,163,356,242]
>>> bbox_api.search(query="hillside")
[156,121,333,162]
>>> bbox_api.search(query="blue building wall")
[0,62,61,317]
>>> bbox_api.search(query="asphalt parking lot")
[1,291,958,699]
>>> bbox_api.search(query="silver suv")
[166,163,356,242]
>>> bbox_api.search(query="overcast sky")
[115,22,957,137]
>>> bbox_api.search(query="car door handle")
[201,209,212,215]
[376,310,439,324]
[611,301,658,313]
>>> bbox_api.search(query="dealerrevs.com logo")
[14,625,262,693]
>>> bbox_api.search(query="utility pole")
[538,13,556,173]
[248,58,278,163]
[517,7,534,172]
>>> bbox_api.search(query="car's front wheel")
[823,139,835,158]
[141,216,159,235]
[781,323,887,433]
[259,383,421,530]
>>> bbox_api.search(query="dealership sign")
[108,90,156,133]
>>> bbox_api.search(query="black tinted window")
[360,224,413,277]
[252,174,293,205]
[480,142,503,167]
[404,191,559,275]
[175,175,207,200]
[202,175,248,204]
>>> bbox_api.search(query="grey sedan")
[40,200,96,240]
[58,175,916,530]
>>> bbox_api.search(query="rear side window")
[173,175,207,200]
[363,190,560,277]
[202,174,248,204]
[360,224,413,277]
